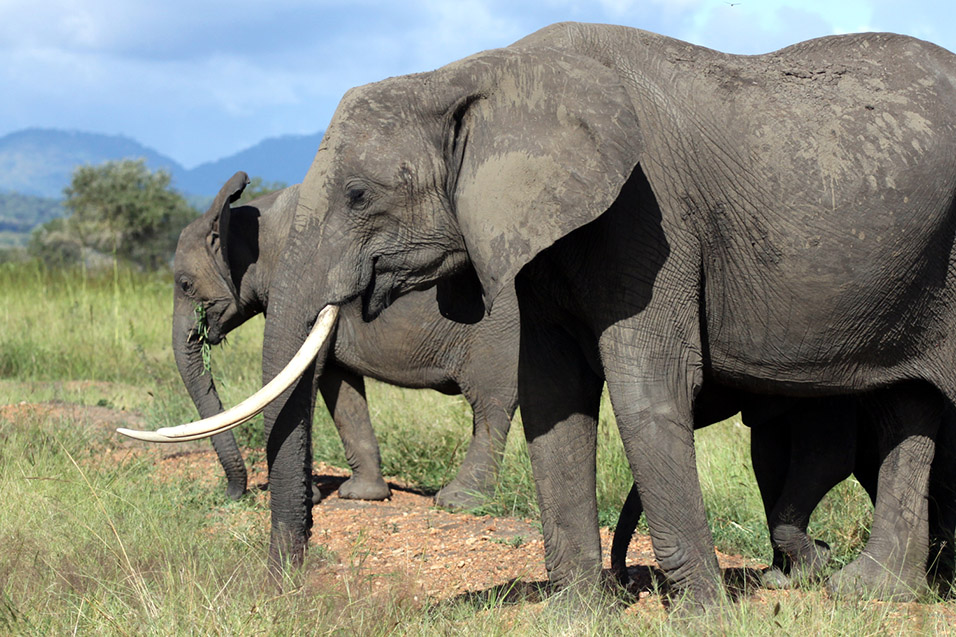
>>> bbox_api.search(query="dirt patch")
[0,400,145,430]
[140,429,760,608]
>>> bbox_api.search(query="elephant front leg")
[318,366,391,501]
[435,396,512,510]
[607,365,722,610]
[518,317,605,598]
[828,383,940,601]
[265,366,318,578]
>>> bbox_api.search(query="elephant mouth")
[362,250,471,321]
[361,262,397,321]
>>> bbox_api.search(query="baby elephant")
[172,171,518,509]
[612,386,956,596]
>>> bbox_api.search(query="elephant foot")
[760,568,791,590]
[787,539,831,584]
[826,553,925,601]
[337,475,391,501]
[771,525,831,585]
[434,479,493,510]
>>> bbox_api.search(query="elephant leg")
[749,421,793,588]
[264,361,318,576]
[611,385,722,609]
[517,314,604,598]
[761,399,856,588]
[435,395,511,510]
[210,430,248,500]
[610,482,644,585]
[828,383,940,601]
[927,405,956,595]
[318,365,390,501]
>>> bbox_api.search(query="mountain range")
[0,128,324,199]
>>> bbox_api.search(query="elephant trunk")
[171,298,248,499]
[258,158,357,573]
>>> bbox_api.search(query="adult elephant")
[124,24,956,608]
[171,172,519,508]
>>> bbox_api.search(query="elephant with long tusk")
[121,173,519,510]
[119,304,339,443]
[126,23,956,609]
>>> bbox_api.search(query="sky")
[2,0,953,168]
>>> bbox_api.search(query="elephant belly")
[703,258,949,393]
[330,300,463,393]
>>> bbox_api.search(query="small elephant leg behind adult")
[756,398,857,588]
[828,382,940,601]
[610,482,644,585]
[434,394,513,510]
[318,365,391,501]
[927,405,956,595]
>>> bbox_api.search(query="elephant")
[126,23,956,609]
[172,172,519,509]
[610,388,956,594]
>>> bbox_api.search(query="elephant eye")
[345,184,370,210]
[178,277,194,295]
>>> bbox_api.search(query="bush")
[28,159,197,270]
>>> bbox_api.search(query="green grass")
[0,261,953,634]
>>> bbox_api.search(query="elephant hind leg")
[757,398,856,587]
[434,394,512,510]
[318,365,391,501]
[827,382,941,601]
[927,404,956,596]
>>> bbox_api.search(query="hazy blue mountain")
[0,129,183,198]
[177,133,323,195]
[0,128,323,200]
[0,191,63,233]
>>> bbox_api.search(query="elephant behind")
[172,173,519,509]
[611,388,956,594]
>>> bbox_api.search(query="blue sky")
[1,0,953,167]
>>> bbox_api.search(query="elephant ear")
[204,171,250,300]
[445,48,643,309]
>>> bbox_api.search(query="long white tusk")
[117,305,339,443]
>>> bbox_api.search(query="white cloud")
[1,0,954,166]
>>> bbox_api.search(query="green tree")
[29,159,197,269]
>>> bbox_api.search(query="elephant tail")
[610,482,644,586]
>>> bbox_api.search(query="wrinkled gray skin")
[611,389,956,595]
[258,23,956,608]
[172,173,518,508]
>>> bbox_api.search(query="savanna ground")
[1,262,955,634]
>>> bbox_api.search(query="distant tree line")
[18,159,284,270]
[0,192,63,233]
